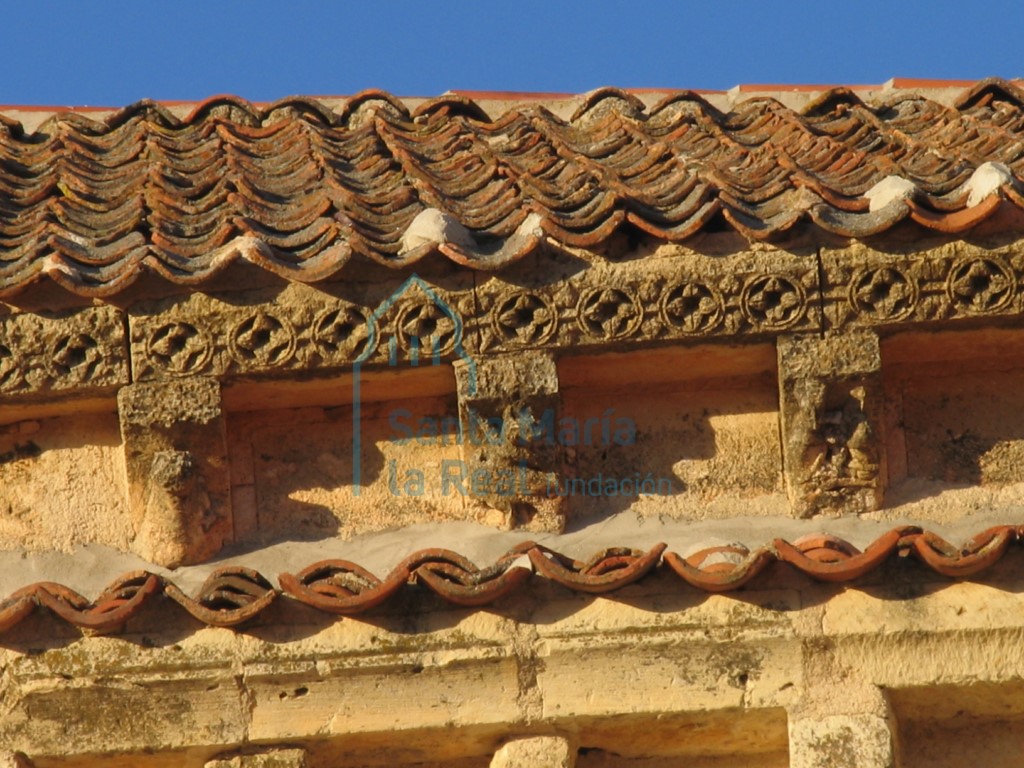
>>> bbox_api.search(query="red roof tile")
[1,526,1018,635]
[3,80,1024,297]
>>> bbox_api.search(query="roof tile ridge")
[513,107,638,218]
[412,93,493,123]
[259,95,344,127]
[181,94,263,125]
[570,87,647,123]
[12,95,285,140]
[24,101,182,139]
[725,93,794,117]
[99,99,182,131]
[954,77,1024,111]
[369,113,449,212]
[334,89,412,127]
[749,93,925,202]
[830,94,972,193]
[738,95,895,207]
[396,109,533,234]
[6,81,1015,141]
[648,90,725,121]
[799,87,868,117]
[1,526,1020,635]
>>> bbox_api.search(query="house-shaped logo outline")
[351,274,477,494]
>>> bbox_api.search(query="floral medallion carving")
[494,292,557,345]
[946,257,1015,314]
[741,275,806,329]
[849,267,917,321]
[660,281,723,334]
[48,332,103,382]
[229,313,296,367]
[397,301,459,355]
[577,288,643,339]
[146,322,213,375]
[313,306,370,359]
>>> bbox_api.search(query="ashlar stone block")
[789,713,897,768]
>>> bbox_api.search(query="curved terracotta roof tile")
[163,567,277,627]
[663,546,776,593]
[3,81,1024,296]
[774,527,916,583]
[0,527,1018,635]
[527,542,668,594]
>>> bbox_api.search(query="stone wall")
[3,559,1024,766]
[4,239,1024,564]
[3,233,1024,765]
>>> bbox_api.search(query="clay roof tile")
[1,80,1024,297]
[1,527,1018,635]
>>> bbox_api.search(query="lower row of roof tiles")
[5,80,1024,296]
[0,526,1018,635]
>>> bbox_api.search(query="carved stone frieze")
[822,241,1024,330]
[0,306,128,397]
[475,249,823,355]
[9,241,1024,405]
[129,280,476,381]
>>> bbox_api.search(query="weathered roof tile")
[5,81,1024,296]
[1,527,1019,635]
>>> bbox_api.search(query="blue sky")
[4,1,1022,106]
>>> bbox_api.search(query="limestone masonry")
[3,80,1024,766]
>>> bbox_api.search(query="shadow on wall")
[222,366,790,549]
[560,375,784,528]
[231,392,488,551]
[894,368,1024,497]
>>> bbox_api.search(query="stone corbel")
[454,351,565,532]
[118,377,232,567]
[777,330,886,517]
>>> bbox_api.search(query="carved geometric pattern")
[661,281,723,334]
[577,288,644,340]
[229,312,297,367]
[313,306,370,360]
[946,257,1015,314]
[16,243,1024,399]
[494,292,557,345]
[146,322,213,375]
[823,245,1024,330]
[849,267,917,321]
[48,332,102,382]
[741,275,806,329]
[128,282,479,382]
[0,307,128,397]
[397,300,459,355]
[474,259,821,354]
